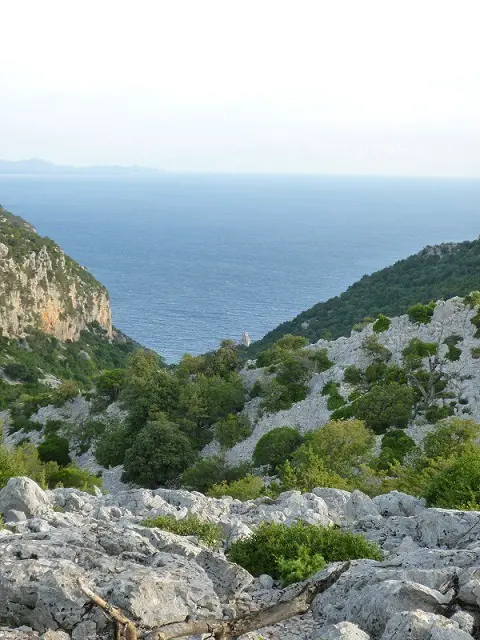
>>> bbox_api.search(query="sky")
[1,0,480,176]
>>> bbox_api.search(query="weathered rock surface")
[0,479,480,639]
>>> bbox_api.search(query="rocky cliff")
[0,206,112,341]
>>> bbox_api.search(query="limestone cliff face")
[0,206,112,341]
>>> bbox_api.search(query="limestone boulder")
[381,610,473,639]
[315,621,371,639]
[0,478,50,519]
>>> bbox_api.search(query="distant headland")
[0,158,161,176]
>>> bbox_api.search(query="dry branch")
[79,562,350,640]
[147,562,351,640]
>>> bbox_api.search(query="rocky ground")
[0,478,479,639]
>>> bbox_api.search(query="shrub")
[365,360,387,384]
[354,383,414,433]
[374,429,416,470]
[228,521,382,583]
[253,427,303,471]
[362,335,392,362]
[471,347,480,359]
[372,314,391,333]
[181,456,252,493]
[45,463,102,494]
[402,338,438,362]
[471,311,480,337]
[3,362,38,383]
[330,403,356,421]
[0,441,47,488]
[249,380,266,398]
[215,413,252,448]
[141,514,222,547]
[122,416,196,488]
[94,421,131,468]
[322,381,339,396]
[444,335,462,362]
[52,380,80,407]
[352,317,375,332]
[260,379,307,413]
[207,475,265,501]
[327,393,345,411]
[424,405,454,423]
[95,368,125,401]
[407,301,436,324]
[277,447,349,493]
[465,291,480,308]
[305,419,374,476]
[276,545,326,586]
[422,417,480,461]
[307,348,333,372]
[343,366,363,385]
[423,448,480,508]
[38,435,71,467]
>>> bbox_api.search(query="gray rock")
[312,488,351,524]
[450,610,475,634]
[345,491,380,521]
[373,491,425,517]
[258,574,274,589]
[4,510,27,523]
[316,621,371,639]
[71,621,97,640]
[0,477,50,518]
[381,609,472,639]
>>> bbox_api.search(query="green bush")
[362,335,392,362]
[141,514,222,547]
[343,366,363,385]
[354,383,414,433]
[249,380,266,398]
[277,447,349,493]
[94,421,131,468]
[3,362,38,383]
[424,405,454,423]
[422,418,480,461]
[95,368,125,401]
[372,314,391,333]
[276,546,326,586]
[215,413,252,448]
[181,456,252,493]
[423,448,480,508]
[305,419,374,476]
[207,475,265,501]
[407,301,436,324]
[471,347,480,359]
[327,393,345,411]
[330,403,356,421]
[307,348,333,372]
[403,338,438,362]
[365,360,387,384]
[228,521,382,583]
[253,427,303,471]
[45,463,102,494]
[444,335,462,362]
[260,379,308,413]
[374,429,416,470]
[38,435,71,467]
[321,381,339,396]
[122,416,196,488]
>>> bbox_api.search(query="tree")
[278,447,349,493]
[354,383,414,432]
[374,429,416,470]
[423,447,480,508]
[215,413,252,448]
[122,416,196,488]
[253,426,303,471]
[95,368,125,401]
[38,435,71,467]
[421,417,480,462]
[94,421,131,468]
[304,419,374,476]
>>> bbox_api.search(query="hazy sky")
[2,1,480,175]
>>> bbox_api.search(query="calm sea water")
[1,174,480,362]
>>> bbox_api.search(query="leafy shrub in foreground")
[253,427,303,471]
[228,521,382,584]
[141,514,222,547]
[46,462,102,494]
[343,365,363,385]
[277,447,349,493]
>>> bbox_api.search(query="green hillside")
[246,239,480,357]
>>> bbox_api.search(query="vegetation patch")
[141,514,222,547]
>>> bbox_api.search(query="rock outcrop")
[0,480,480,639]
[0,206,111,341]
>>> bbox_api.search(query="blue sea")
[1,174,480,362]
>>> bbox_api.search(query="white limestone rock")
[372,491,426,517]
[381,609,473,639]
[344,491,380,522]
[316,621,371,639]
[0,477,50,519]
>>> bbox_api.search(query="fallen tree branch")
[147,561,351,640]
[78,579,138,640]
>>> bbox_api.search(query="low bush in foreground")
[207,474,265,501]
[141,514,222,547]
[228,521,382,585]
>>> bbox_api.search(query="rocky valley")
[3,206,480,638]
